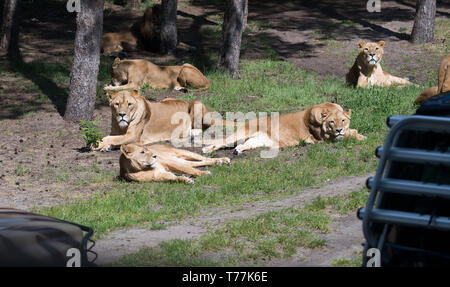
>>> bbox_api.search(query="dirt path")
[92,173,372,265]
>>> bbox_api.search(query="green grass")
[112,187,368,267]
[112,206,331,267]
[38,59,422,238]
[332,257,362,267]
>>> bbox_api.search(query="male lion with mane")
[202,102,366,155]
[120,143,230,184]
[103,58,211,92]
[346,41,413,88]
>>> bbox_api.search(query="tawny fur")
[104,58,211,92]
[346,40,413,88]
[414,55,450,104]
[94,90,229,151]
[202,102,366,155]
[120,143,230,184]
[101,6,159,55]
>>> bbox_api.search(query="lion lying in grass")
[202,102,366,155]
[120,143,230,184]
[346,41,413,88]
[95,90,230,152]
[103,58,211,92]
[414,55,450,104]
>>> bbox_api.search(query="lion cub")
[120,144,230,184]
[346,41,413,88]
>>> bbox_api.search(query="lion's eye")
[141,151,145,154]
[376,47,379,50]
[330,121,335,124]
[114,103,119,107]
[342,119,345,122]
[128,103,132,107]
[364,48,368,51]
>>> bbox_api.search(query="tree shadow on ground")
[0,0,70,119]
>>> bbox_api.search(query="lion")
[414,55,450,104]
[101,31,138,56]
[101,6,160,56]
[103,58,211,92]
[346,41,413,88]
[202,102,366,155]
[94,90,231,152]
[120,143,230,184]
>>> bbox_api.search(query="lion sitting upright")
[202,102,366,155]
[346,41,413,88]
[120,143,230,184]
[414,55,450,104]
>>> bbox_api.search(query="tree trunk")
[0,0,18,53]
[129,0,141,10]
[64,0,104,122]
[243,0,248,31]
[218,0,245,79]
[160,0,178,54]
[411,0,436,43]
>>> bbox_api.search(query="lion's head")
[309,103,352,141]
[121,144,158,171]
[106,90,141,129]
[357,40,385,66]
[110,58,128,86]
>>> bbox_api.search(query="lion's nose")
[119,112,126,117]
[336,128,343,133]
[369,53,375,57]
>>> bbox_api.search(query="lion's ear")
[344,109,351,119]
[310,107,328,125]
[132,89,139,96]
[377,41,386,48]
[105,90,117,102]
[113,58,121,68]
[357,40,366,51]
[120,145,132,158]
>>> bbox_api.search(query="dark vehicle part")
[358,114,450,267]
[0,208,96,267]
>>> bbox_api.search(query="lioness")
[414,55,450,104]
[102,31,138,56]
[202,102,366,155]
[346,41,413,88]
[101,6,160,55]
[120,143,230,184]
[95,90,228,151]
[103,58,211,92]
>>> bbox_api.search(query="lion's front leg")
[94,134,139,151]
[387,74,413,86]
[356,74,369,88]
[345,129,367,141]
[104,82,139,91]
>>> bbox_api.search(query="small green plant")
[80,120,104,149]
